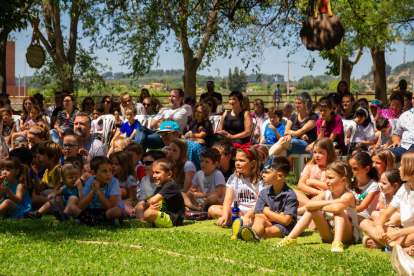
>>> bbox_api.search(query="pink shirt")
[377,107,403,120]
[316,115,347,151]
[301,163,326,181]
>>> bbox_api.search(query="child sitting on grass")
[25,163,81,221]
[371,169,403,225]
[209,146,264,227]
[371,149,395,177]
[31,141,62,209]
[212,140,235,182]
[110,151,138,217]
[349,152,380,222]
[67,156,125,227]
[232,156,298,242]
[130,151,166,222]
[361,152,414,255]
[130,158,185,228]
[261,106,285,145]
[182,148,225,212]
[124,143,146,182]
[0,157,32,219]
[278,160,363,252]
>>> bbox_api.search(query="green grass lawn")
[0,212,396,275]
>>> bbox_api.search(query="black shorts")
[348,143,368,154]
[271,222,294,237]
[84,208,126,223]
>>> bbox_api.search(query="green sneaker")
[275,236,297,247]
[230,218,243,241]
[240,226,260,242]
[130,218,152,228]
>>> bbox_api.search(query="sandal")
[362,236,379,249]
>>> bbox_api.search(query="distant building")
[142,82,163,90]
[246,87,254,92]
[5,42,28,108]
[274,74,285,83]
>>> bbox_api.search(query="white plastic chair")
[135,115,154,128]
[389,119,398,130]
[209,115,222,133]
[259,118,270,143]
[281,117,288,126]
[12,115,21,132]
[249,118,257,145]
[99,115,115,147]
[45,116,51,126]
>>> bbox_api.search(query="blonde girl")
[110,151,138,216]
[27,123,50,148]
[371,149,395,176]
[298,137,336,197]
[278,160,363,253]
[361,152,414,255]
[209,146,264,227]
[166,138,196,192]
[371,169,403,225]
[349,152,380,222]
[0,157,32,218]
[107,137,132,157]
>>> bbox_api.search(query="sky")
[11,21,414,83]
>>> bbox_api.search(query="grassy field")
[0,173,396,276]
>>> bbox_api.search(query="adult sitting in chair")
[210,90,253,146]
[133,89,187,151]
[50,94,79,144]
[269,92,318,157]
[157,121,203,171]
[389,101,414,163]
[120,92,146,117]
[183,103,213,147]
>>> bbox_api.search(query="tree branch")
[350,48,363,65]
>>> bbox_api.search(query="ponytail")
[19,164,32,190]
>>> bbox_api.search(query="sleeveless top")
[324,190,363,243]
[222,110,249,144]
[4,181,31,218]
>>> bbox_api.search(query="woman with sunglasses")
[50,94,79,143]
[81,97,95,116]
[101,96,114,115]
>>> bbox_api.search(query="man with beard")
[74,112,107,158]
[200,81,222,104]
[120,92,146,117]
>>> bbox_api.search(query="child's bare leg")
[63,196,79,214]
[310,209,333,243]
[388,212,401,226]
[143,208,160,222]
[105,206,123,220]
[333,212,354,244]
[360,219,386,248]
[123,200,134,217]
[67,204,83,218]
[31,194,48,209]
[134,200,149,221]
[204,195,223,206]
[38,202,52,214]
[269,140,290,157]
[0,199,16,214]
[181,192,200,210]
[208,205,224,219]
[371,211,380,221]
[252,214,284,239]
[287,211,313,239]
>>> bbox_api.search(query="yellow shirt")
[41,165,62,190]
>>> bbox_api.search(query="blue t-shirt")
[83,176,125,211]
[264,123,285,144]
[62,185,79,205]
[120,120,140,138]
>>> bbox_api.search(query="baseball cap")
[370,99,382,108]
[155,121,180,134]
[182,104,193,117]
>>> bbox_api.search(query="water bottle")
[232,201,240,223]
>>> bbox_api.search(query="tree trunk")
[182,56,197,99]
[0,33,10,94]
[341,60,353,87]
[370,47,387,102]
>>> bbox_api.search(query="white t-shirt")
[138,175,157,201]
[226,174,264,215]
[351,179,380,219]
[184,160,196,173]
[90,118,103,134]
[352,123,375,143]
[153,106,187,132]
[118,174,138,199]
[192,169,225,195]
[390,183,414,228]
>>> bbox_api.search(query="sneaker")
[230,218,243,241]
[48,196,64,221]
[130,218,152,228]
[113,218,120,228]
[24,211,42,220]
[76,219,82,226]
[276,236,297,247]
[240,226,260,242]
[331,241,344,253]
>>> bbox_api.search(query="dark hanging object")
[300,0,345,51]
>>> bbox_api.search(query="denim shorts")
[286,138,309,156]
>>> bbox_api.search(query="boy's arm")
[263,208,293,226]
[110,130,122,146]
[95,193,119,210]
[129,129,137,140]
[194,185,224,199]
[148,193,164,205]
[78,190,95,210]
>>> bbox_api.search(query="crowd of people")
[1,79,414,259]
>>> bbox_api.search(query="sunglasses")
[142,160,154,166]
[143,103,152,107]
[158,131,175,138]
[103,100,111,104]
[86,102,94,106]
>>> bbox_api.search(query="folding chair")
[12,115,21,132]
